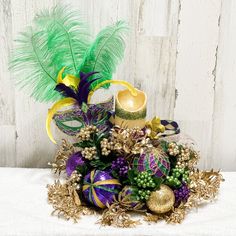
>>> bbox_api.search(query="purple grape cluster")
[173,183,190,207]
[111,157,129,177]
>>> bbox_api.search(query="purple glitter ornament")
[173,183,190,207]
[111,157,129,177]
[66,152,85,176]
[82,170,121,208]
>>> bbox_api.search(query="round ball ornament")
[82,170,121,208]
[146,184,175,214]
[119,186,140,207]
[132,148,170,178]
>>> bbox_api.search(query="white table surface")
[0,168,235,236]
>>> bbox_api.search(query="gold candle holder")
[114,89,147,128]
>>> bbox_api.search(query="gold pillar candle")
[114,89,147,128]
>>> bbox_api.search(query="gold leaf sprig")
[99,203,140,228]
[48,139,75,175]
[47,172,95,222]
[188,169,224,202]
[99,191,145,227]
[109,126,152,156]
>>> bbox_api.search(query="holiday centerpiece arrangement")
[10,5,223,227]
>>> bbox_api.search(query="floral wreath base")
[47,123,223,227]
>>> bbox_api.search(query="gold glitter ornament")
[146,184,175,214]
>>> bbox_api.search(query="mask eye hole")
[62,120,83,128]
[53,116,84,135]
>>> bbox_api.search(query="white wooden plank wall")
[0,0,235,170]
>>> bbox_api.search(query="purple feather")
[55,84,78,100]
[54,71,102,105]
[77,78,100,105]
[79,71,99,89]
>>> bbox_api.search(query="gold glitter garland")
[48,139,75,175]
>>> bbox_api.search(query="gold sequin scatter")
[81,146,97,160]
[47,179,94,222]
[100,138,114,156]
[48,139,74,175]
[76,125,98,141]
[168,142,180,156]
[109,126,152,155]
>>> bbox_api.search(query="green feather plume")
[34,5,91,75]
[10,5,129,103]
[10,5,91,102]
[79,21,129,89]
[10,28,62,102]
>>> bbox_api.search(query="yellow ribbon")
[45,67,80,144]
[46,97,76,144]
[57,67,80,88]
[88,80,137,103]
[95,179,121,186]
[92,187,105,208]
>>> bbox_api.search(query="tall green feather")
[9,5,90,102]
[35,5,91,75]
[79,21,129,89]
[10,28,62,102]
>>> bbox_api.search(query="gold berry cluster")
[100,138,114,156]
[185,150,199,169]
[168,142,180,156]
[76,125,98,141]
[168,142,199,169]
[176,146,199,169]
[180,146,191,160]
[81,146,97,160]
[68,170,83,190]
